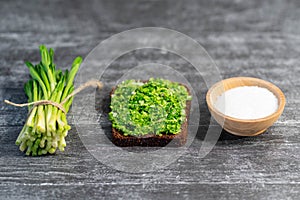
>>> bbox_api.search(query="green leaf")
[109,78,191,136]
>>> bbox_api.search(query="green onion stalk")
[16,45,82,156]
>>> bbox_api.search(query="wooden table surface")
[0,0,299,199]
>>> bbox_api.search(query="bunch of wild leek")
[16,45,81,156]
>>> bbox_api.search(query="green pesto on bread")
[109,78,192,147]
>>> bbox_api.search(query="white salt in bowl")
[206,77,286,136]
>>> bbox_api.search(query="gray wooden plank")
[1,183,299,200]
[1,0,300,199]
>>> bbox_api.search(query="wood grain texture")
[0,0,300,199]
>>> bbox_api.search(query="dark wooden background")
[0,0,299,199]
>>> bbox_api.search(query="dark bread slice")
[110,82,191,147]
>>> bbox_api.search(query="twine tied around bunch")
[4,80,103,114]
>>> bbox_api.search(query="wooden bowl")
[206,77,286,136]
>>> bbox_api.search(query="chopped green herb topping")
[109,78,192,136]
